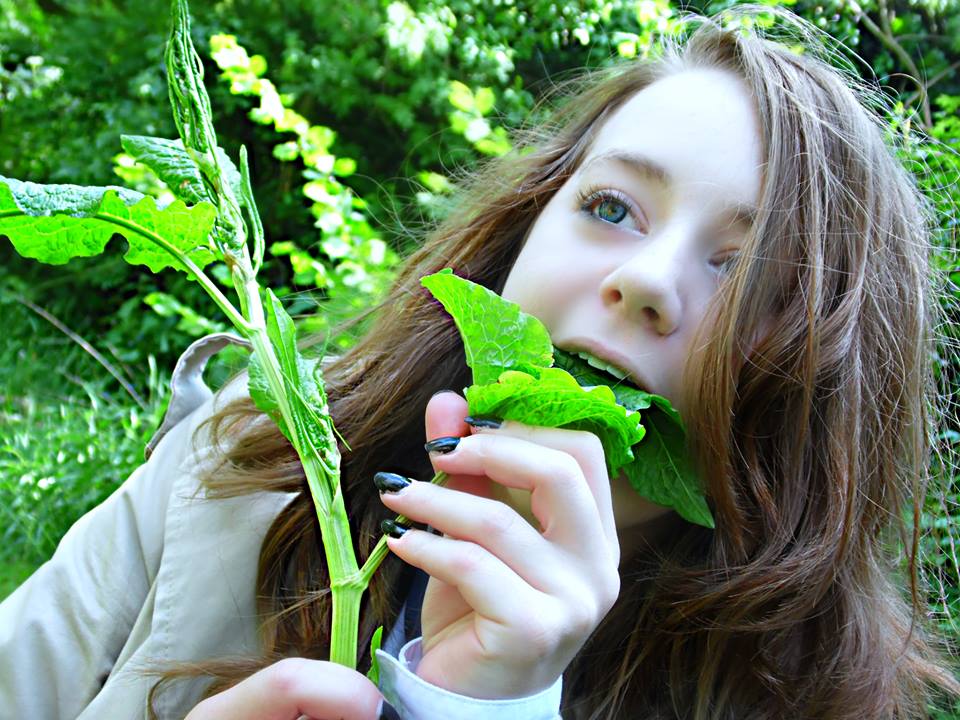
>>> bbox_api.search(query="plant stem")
[93,210,250,334]
[240,276,364,667]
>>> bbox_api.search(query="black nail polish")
[381,518,409,539]
[424,436,460,454]
[374,472,411,493]
[464,415,503,429]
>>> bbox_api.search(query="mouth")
[555,345,649,394]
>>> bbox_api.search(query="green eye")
[576,186,645,232]
[595,198,628,224]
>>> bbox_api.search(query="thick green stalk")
[239,276,363,667]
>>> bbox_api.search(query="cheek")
[501,242,569,318]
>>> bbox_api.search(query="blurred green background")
[0,0,958,711]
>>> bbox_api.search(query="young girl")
[2,7,958,719]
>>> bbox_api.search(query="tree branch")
[847,0,932,128]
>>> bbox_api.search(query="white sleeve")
[377,638,563,720]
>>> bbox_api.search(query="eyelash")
[574,184,742,275]
[574,185,647,233]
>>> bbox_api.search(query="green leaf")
[421,269,553,384]
[121,135,203,204]
[247,290,340,495]
[0,176,217,273]
[448,80,474,112]
[626,411,713,528]
[554,348,712,528]
[121,135,246,209]
[474,87,495,115]
[333,157,357,177]
[466,367,645,477]
[422,272,714,529]
[366,625,384,685]
[166,0,218,156]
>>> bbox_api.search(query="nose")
[598,238,685,335]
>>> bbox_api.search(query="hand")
[379,391,621,700]
[183,658,382,720]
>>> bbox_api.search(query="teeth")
[573,349,628,381]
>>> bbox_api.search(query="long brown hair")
[149,7,959,718]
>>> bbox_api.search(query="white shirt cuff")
[376,637,563,720]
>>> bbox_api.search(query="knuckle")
[514,609,560,658]
[266,657,308,696]
[566,597,600,638]
[477,501,521,538]
[572,429,605,462]
[545,451,583,487]
[451,541,487,576]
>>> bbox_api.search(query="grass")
[0,560,37,602]
[0,284,253,600]
[0,292,190,592]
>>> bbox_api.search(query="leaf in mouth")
[421,269,714,529]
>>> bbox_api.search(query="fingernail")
[464,415,502,429]
[381,518,409,538]
[376,698,384,719]
[424,436,460,454]
[374,472,412,494]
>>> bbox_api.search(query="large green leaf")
[627,410,713,528]
[554,349,712,528]
[0,176,217,273]
[421,269,553,385]
[466,367,645,477]
[121,135,245,207]
[248,290,340,492]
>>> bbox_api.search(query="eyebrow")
[580,150,758,229]
[581,150,672,186]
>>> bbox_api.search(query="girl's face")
[500,68,762,541]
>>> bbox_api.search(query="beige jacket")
[0,335,562,720]
[0,335,295,719]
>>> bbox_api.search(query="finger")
[430,431,617,567]
[387,528,546,626]
[184,658,382,720]
[488,423,618,560]
[420,575,473,638]
[380,479,563,591]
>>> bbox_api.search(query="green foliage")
[366,625,384,685]
[0,177,218,273]
[420,268,553,384]
[0,351,170,568]
[248,289,340,497]
[421,270,712,527]
[466,367,646,478]
[120,135,242,207]
[554,349,713,528]
[207,31,398,330]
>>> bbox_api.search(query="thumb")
[424,391,493,499]
[424,390,470,444]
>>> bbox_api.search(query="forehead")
[579,68,763,210]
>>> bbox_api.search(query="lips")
[556,342,650,393]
